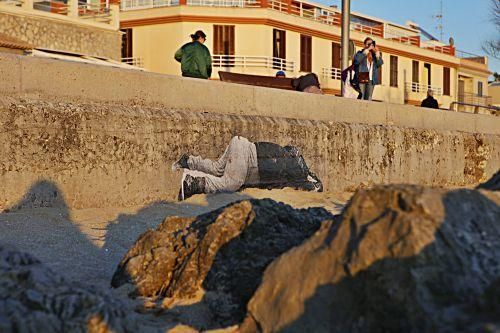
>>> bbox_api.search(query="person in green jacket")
[174,30,212,79]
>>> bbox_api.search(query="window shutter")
[443,67,450,96]
[332,42,341,69]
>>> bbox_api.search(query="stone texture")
[0,244,144,333]
[0,12,120,59]
[1,96,499,210]
[241,185,500,333]
[111,199,333,325]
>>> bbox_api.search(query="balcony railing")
[424,45,455,56]
[384,27,420,46]
[458,92,492,107]
[78,1,111,19]
[122,57,144,67]
[121,0,178,9]
[456,50,487,64]
[33,0,69,14]
[187,0,259,7]
[212,55,296,72]
[322,67,342,80]
[405,82,443,96]
[350,22,384,38]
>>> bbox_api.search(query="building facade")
[119,0,492,110]
[0,0,122,60]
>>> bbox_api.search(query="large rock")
[241,186,500,333]
[0,245,144,333]
[111,199,333,324]
[478,170,500,191]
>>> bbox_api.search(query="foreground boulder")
[241,186,500,333]
[111,199,333,324]
[0,245,144,333]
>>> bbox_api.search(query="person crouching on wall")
[353,37,383,101]
[174,30,212,80]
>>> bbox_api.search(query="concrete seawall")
[1,53,499,209]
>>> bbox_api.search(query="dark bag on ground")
[292,73,321,92]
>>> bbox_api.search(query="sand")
[0,188,350,288]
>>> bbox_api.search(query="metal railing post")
[340,0,350,91]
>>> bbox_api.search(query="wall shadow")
[277,189,500,333]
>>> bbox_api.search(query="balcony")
[405,82,443,96]
[1,0,114,23]
[212,55,296,73]
[321,67,341,80]
[458,92,492,107]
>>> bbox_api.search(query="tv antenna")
[432,0,444,41]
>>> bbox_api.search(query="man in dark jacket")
[172,136,323,200]
[421,90,439,109]
[174,30,212,79]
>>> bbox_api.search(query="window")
[478,81,483,97]
[213,25,235,55]
[300,35,312,72]
[273,29,286,69]
[390,55,398,87]
[412,60,419,83]
[424,63,431,85]
[121,28,133,59]
[443,67,451,96]
[332,42,341,69]
[377,66,382,85]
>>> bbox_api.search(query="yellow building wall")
[122,6,486,108]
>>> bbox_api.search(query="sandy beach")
[0,188,350,289]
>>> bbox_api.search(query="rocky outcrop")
[0,245,143,333]
[478,170,500,191]
[111,199,333,324]
[241,186,500,333]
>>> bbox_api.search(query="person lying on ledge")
[172,136,323,200]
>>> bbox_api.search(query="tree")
[482,0,500,59]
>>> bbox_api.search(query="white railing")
[122,57,144,67]
[79,1,111,20]
[121,0,178,10]
[322,67,342,80]
[187,0,259,7]
[212,55,295,72]
[384,27,420,46]
[405,82,442,96]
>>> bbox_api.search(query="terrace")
[119,0,455,56]
[0,0,115,24]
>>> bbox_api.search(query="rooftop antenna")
[432,0,444,41]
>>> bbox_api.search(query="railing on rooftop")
[456,50,487,64]
[321,67,342,80]
[405,82,443,96]
[212,54,296,72]
[122,57,144,67]
[423,44,455,56]
[384,27,420,46]
[350,22,383,38]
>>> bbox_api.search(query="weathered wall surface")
[0,54,499,209]
[1,96,498,210]
[0,11,121,60]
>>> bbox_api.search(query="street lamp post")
[341,0,350,91]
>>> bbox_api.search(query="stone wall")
[0,54,499,209]
[0,11,121,60]
[1,96,499,210]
